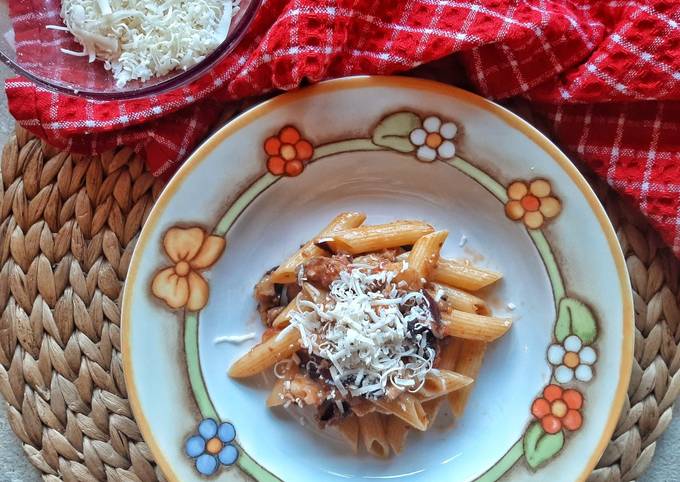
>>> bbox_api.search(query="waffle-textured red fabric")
[5,1,680,253]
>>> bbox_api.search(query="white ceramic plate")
[122,76,633,482]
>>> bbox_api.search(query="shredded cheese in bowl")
[54,0,238,87]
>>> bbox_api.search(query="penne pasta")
[417,369,473,402]
[407,230,448,281]
[440,310,512,342]
[271,283,327,329]
[359,412,390,458]
[266,379,287,407]
[351,398,378,417]
[261,327,281,343]
[270,212,366,283]
[448,340,487,417]
[285,375,328,406]
[318,221,434,254]
[242,213,510,457]
[301,282,328,304]
[393,264,424,291]
[271,292,303,329]
[438,337,462,370]
[428,282,488,315]
[386,415,410,454]
[373,393,428,431]
[422,398,444,428]
[336,415,360,453]
[433,258,502,291]
[272,292,302,330]
[228,325,301,378]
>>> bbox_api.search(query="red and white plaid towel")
[6,0,680,254]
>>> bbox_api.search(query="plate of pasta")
[122,76,633,482]
[229,215,512,457]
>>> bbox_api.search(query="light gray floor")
[0,65,676,482]
[0,65,41,482]
[641,405,680,482]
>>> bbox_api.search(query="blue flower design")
[185,419,238,476]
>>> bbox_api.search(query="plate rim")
[121,75,634,482]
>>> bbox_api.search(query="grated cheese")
[54,0,238,87]
[289,266,437,399]
[273,359,295,379]
[214,332,256,344]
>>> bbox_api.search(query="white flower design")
[548,335,597,383]
[409,116,457,162]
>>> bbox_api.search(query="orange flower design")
[531,384,583,434]
[264,126,313,177]
[151,227,226,311]
[505,179,561,229]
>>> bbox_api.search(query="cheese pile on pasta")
[229,212,511,457]
[288,265,437,399]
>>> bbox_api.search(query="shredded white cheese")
[289,266,437,399]
[214,332,256,344]
[54,0,238,87]
[273,359,294,379]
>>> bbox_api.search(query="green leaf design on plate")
[523,422,565,470]
[372,112,421,152]
[554,297,597,344]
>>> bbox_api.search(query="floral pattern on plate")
[185,419,238,476]
[147,108,606,480]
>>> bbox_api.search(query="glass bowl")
[0,0,260,99]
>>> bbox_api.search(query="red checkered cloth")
[5,1,680,253]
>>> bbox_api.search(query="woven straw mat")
[0,124,679,482]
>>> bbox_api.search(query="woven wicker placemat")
[0,124,678,482]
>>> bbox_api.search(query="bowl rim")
[0,0,261,100]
